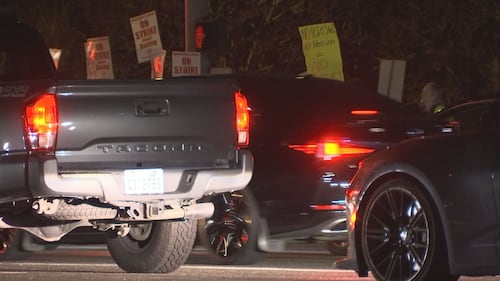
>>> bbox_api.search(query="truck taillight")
[289,141,375,160]
[235,91,250,148]
[24,94,58,151]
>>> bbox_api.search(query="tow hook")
[0,229,13,254]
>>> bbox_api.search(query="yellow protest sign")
[298,22,344,81]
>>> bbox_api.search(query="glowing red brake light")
[310,204,346,211]
[235,91,250,148]
[287,144,316,154]
[288,141,375,160]
[317,142,375,160]
[351,110,379,115]
[25,94,58,150]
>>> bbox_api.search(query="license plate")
[124,168,164,195]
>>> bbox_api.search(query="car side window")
[437,102,500,131]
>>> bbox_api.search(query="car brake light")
[288,141,375,160]
[316,142,375,160]
[235,91,249,148]
[351,109,379,115]
[287,144,316,154]
[24,94,58,151]
[310,204,346,211]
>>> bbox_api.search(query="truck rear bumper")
[37,150,253,205]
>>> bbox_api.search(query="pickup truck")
[0,19,253,273]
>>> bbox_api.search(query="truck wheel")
[105,219,196,273]
[198,188,262,265]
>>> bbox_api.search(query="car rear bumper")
[29,150,254,205]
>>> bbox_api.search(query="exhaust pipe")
[184,202,215,219]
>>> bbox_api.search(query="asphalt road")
[0,243,496,281]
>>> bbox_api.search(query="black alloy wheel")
[360,178,457,281]
[198,188,262,265]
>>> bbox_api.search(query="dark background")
[1,0,499,106]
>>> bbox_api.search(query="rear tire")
[105,219,196,273]
[198,188,262,265]
[360,178,458,281]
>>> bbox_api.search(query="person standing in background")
[419,82,446,114]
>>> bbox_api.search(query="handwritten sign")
[130,10,163,63]
[298,22,344,80]
[171,51,201,77]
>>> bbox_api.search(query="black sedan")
[335,99,500,280]
[197,74,438,264]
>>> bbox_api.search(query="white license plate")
[124,168,164,195]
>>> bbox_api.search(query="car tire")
[197,188,262,265]
[324,240,348,256]
[360,178,458,281]
[105,219,196,273]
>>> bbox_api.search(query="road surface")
[0,243,496,281]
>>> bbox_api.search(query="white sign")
[378,59,406,102]
[171,51,201,77]
[130,10,163,63]
[151,49,166,80]
[85,36,114,79]
[49,48,62,69]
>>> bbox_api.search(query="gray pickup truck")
[0,20,253,273]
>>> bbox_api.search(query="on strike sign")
[85,36,114,79]
[171,51,201,77]
[130,10,163,63]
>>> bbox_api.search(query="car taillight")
[289,141,375,160]
[24,94,58,151]
[351,109,379,116]
[310,204,346,211]
[235,91,249,148]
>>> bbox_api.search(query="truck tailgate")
[54,78,240,170]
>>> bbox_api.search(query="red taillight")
[235,91,249,148]
[316,142,375,160]
[287,144,316,154]
[25,94,58,150]
[288,141,375,160]
[351,109,379,116]
[310,204,346,211]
